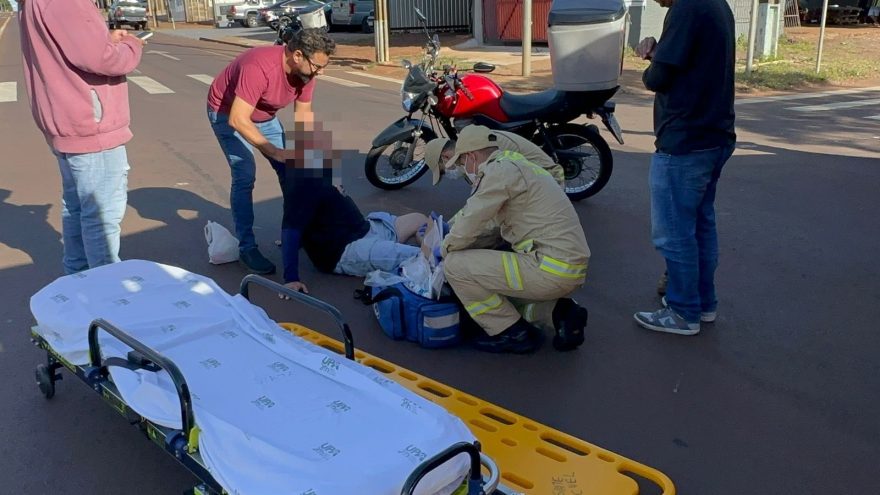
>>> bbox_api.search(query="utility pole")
[522,0,532,76]
[815,0,829,74]
[166,0,175,29]
[374,0,389,63]
[745,0,759,76]
[150,0,159,28]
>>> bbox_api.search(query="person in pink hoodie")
[19,0,144,274]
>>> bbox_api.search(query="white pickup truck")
[330,0,373,33]
[226,0,277,28]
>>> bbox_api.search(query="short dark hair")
[286,28,337,58]
[442,140,455,154]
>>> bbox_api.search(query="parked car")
[226,0,278,28]
[330,0,373,32]
[108,0,149,30]
[258,0,331,30]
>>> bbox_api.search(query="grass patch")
[735,33,880,91]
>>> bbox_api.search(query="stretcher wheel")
[35,364,55,399]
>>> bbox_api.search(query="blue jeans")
[55,146,130,275]
[207,109,285,252]
[334,212,421,276]
[650,145,735,322]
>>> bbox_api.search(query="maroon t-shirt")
[207,45,315,122]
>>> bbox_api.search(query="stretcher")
[30,260,676,495]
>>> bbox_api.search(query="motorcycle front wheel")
[364,128,437,190]
[544,123,613,201]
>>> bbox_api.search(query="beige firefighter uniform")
[442,150,590,336]
[441,126,566,249]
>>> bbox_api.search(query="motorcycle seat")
[499,89,569,121]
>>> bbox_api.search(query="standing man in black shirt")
[632,0,737,335]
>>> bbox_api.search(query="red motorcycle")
[365,9,624,201]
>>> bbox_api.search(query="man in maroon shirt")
[207,28,335,275]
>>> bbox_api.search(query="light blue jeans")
[55,146,130,275]
[334,212,421,276]
[650,145,735,322]
[207,109,285,252]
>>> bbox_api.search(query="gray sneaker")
[634,307,700,335]
[661,296,716,323]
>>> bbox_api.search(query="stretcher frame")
[31,274,675,495]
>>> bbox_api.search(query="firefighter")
[422,126,565,250]
[423,125,565,189]
[438,126,590,353]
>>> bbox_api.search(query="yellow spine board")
[279,324,675,495]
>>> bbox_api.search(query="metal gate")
[389,0,471,30]
[730,0,753,38]
[484,0,552,43]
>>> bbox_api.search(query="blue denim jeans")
[333,212,421,276]
[650,145,735,322]
[207,109,285,252]
[55,146,130,275]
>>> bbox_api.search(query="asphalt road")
[1,16,879,495]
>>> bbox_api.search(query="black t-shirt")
[280,173,370,281]
[646,0,737,154]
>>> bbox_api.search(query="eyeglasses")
[303,53,329,73]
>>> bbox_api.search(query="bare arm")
[228,96,284,161]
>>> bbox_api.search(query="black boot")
[472,318,543,354]
[552,298,587,351]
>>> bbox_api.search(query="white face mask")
[463,154,478,186]
[444,167,463,181]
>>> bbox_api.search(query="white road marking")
[867,115,880,120]
[188,74,216,85]
[0,81,16,103]
[320,75,369,88]
[345,71,403,84]
[128,76,174,94]
[147,50,181,61]
[737,86,880,105]
[789,98,880,112]
[0,16,11,41]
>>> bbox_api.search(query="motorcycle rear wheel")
[543,123,613,201]
[364,128,437,190]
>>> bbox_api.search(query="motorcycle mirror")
[472,62,496,73]
[414,7,427,23]
[401,59,412,69]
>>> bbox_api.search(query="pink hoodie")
[19,0,143,154]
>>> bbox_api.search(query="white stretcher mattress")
[30,260,474,495]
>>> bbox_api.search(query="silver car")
[108,0,149,30]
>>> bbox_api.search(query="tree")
[0,0,12,12]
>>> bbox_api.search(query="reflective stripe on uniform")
[540,256,587,279]
[499,150,550,177]
[514,238,534,254]
[465,294,504,316]
[502,253,523,290]
[523,303,536,323]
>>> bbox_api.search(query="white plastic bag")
[364,269,408,288]
[401,254,432,298]
[204,221,239,265]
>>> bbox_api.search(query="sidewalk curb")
[198,36,268,49]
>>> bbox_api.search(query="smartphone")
[135,31,154,41]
